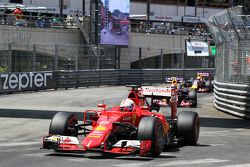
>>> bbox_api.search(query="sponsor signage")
[150,15,181,22]
[0,72,56,92]
[181,16,207,23]
[141,86,172,97]
[131,15,207,23]
[186,40,209,56]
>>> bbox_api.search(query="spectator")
[36,12,44,27]
[13,5,24,26]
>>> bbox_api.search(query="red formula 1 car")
[42,85,200,157]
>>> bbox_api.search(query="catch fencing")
[206,5,250,118]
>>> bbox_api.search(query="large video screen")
[100,0,130,46]
[186,40,209,56]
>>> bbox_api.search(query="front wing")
[42,135,152,156]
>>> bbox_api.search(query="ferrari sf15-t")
[42,85,200,157]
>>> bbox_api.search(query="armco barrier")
[213,80,250,119]
[55,69,215,88]
[0,69,214,94]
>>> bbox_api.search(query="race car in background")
[42,85,200,157]
[191,72,213,92]
[166,77,197,107]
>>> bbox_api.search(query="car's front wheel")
[49,112,78,136]
[137,117,164,157]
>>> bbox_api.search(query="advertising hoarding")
[186,40,209,56]
[0,72,56,93]
[100,0,130,46]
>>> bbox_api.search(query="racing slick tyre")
[49,112,78,136]
[205,80,212,92]
[177,111,199,146]
[137,117,164,157]
[189,89,197,108]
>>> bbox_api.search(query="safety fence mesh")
[206,5,250,84]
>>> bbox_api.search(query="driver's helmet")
[197,76,201,80]
[120,99,135,112]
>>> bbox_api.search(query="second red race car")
[42,85,200,157]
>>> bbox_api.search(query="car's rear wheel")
[189,89,197,107]
[205,80,212,92]
[137,117,164,157]
[49,112,78,136]
[177,111,199,145]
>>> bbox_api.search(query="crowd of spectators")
[0,5,76,28]
[0,5,211,38]
[130,20,211,37]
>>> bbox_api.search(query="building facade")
[0,0,238,71]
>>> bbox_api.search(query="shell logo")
[88,135,101,138]
[95,125,107,131]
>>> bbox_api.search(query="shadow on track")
[200,117,250,129]
[45,151,177,161]
[0,108,84,120]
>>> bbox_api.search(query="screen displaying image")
[100,0,130,46]
[186,40,209,56]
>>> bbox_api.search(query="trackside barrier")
[55,69,214,88]
[213,80,250,119]
[0,69,214,94]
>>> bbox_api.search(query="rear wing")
[141,86,178,118]
[197,72,209,77]
[141,86,172,98]
[166,77,183,83]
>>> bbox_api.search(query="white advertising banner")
[186,41,209,56]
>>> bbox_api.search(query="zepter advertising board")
[0,72,56,93]
[100,0,130,46]
[186,40,209,56]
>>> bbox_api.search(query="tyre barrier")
[213,80,250,119]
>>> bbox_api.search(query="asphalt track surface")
[0,86,250,167]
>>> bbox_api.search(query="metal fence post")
[160,48,163,69]
[139,47,142,69]
[32,44,36,71]
[55,44,58,71]
[8,43,12,72]
[97,45,100,69]
[181,50,184,69]
[75,47,78,71]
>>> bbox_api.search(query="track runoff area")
[0,86,249,167]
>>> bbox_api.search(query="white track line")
[157,158,230,166]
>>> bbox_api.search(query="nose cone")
[82,125,110,149]
[82,134,105,149]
